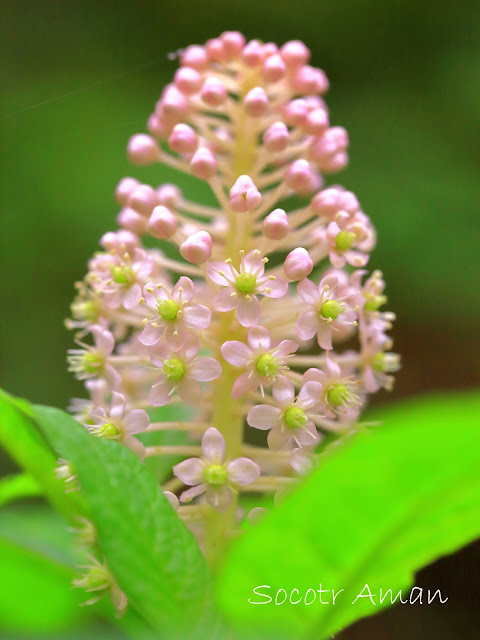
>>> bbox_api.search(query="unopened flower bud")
[168,123,198,154]
[147,206,178,239]
[117,208,147,235]
[244,87,269,117]
[284,247,313,280]
[157,183,182,208]
[205,38,226,63]
[280,40,310,68]
[115,177,140,206]
[190,147,217,179]
[263,122,289,152]
[221,31,245,58]
[304,108,329,135]
[293,65,329,94]
[180,230,212,264]
[229,175,262,212]
[180,45,208,71]
[127,134,159,165]
[128,185,158,216]
[262,209,289,239]
[242,40,264,67]
[201,77,228,106]
[285,159,317,193]
[262,54,286,83]
[174,67,203,95]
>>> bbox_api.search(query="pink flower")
[88,392,149,459]
[317,211,376,268]
[207,249,288,327]
[360,343,401,393]
[148,334,222,406]
[67,325,120,388]
[247,377,322,450]
[173,427,260,511]
[296,274,357,349]
[139,276,211,350]
[221,326,298,398]
[101,248,155,310]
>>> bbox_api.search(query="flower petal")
[227,457,260,485]
[272,339,298,360]
[189,357,222,382]
[232,371,258,399]
[213,288,237,312]
[247,404,282,430]
[148,378,174,406]
[259,277,288,298]
[173,276,194,303]
[236,295,261,327]
[202,427,226,463]
[138,321,162,346]
[296,310,318,341]
[243,250,265,276]
[221,341,252,367]
[110,392,126,419]
[173,457,206,485]
[206,485,233,512]
[183,304,211,330]
[272,377,295,407]
[207,262,231,286]
[180,483,206,503]
[124,409,150,434]
[177,379,203,406]
[297,381,323,410]
[297,278,319,305]
[247,325,271,352]
[317,322,333,350]
[124,283,142,310]
[267,425,292,451]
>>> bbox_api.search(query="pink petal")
[164,491,179,510]
[320,274,339,290]
[232,371,258,399]
[189,357,222,381]
[297,381,323,410]
[296,310,318,341]
[173,457,206,485]
[110,392,126,419]
[213,288,237,312]
[164,322,185,351]
[272,339,299,359]
[272,377,295,407]
[202,427,226,463]
[182,333,200,362]
[149,341,170,367]
[330,250,346,269]
[91,325,115,356]
[206,485,233,511]
[363,365,379,393]
[123,435,146,461]
[177,379,203,405]
[183,304,211,330]
[316,322,333,350]
[221,341,252,367]
[294,422,320,446]
[90,406,107,424]
[290,448,314,475]
[267,425,292,451]
[297,278,319,305]
[247,404,282,430]
[227,458,260,485]
[180,483,207,503]
[173,276,194,303]
[325,351,342,378]
[124,409,150,434]
[138,321,162,346]
[236,295,261,327]
[104,364,121,390]
[124,283,142,310]
[247,325,271,352]
[303,367,326,385]
[207,262,230,286]
[259,277,288,298]
[345,250,368,268]
[148,377,174,406]
[144,283,168,308]
[243,250,265,275]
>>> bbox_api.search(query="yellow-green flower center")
[335,230,356,251]
[371,352,385,371]
[157,299,179,321]
[284,406,307,430]
[320,300,345,320]
[111,265,133,285]
[97,423,120,438]
[327,383,349,406]
[82,352,102,374]
[256,353,278,377]
[236,273,257,294]
[163,358,185,382]
[204,464,227,486]
[364,294,387,312]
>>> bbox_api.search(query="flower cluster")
[67,32,399,571]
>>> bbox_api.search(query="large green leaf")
[216,392,480,638]
[32,403,212,634]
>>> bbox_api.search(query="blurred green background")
[0,0,479,638]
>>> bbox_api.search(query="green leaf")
[0,472,42,506]
[32,403,212,633]
[0,389,83,521]
[216,392,480,639]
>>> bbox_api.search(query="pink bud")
[309,127,349,165]
[115,177,140,206]
[262,208,289,239]
[242,40,264,67]
[190,147,217,180]
[229,175,262,212]
[147,206,178,239]
[263,122,289,152]
[323,151,349,173]
[263,42,279,58]
[174,67,203,95]
[100,229,139,252]
[284,247,313,280]
[262,54,286,83]
[205,38,226,63]
[280,40,310,68]
[180,45,208,71]
[200,77,228,106]
[147,114,170,138]
[180,230,212,264]
[128,185,158,216]
[263,122,290,153]
[310,187,344,217]
[127,134,159,165]
[292,66,329,94]
[244,87,269,117]
[157,183,182,209]
[221,31,245,58]
[304,108,329,135]
[161,85,189,120]
[168,123,198,154]
[339,190,360,213]
[283,99,309,127]
[284,159,316,193]
[117,208,147,235]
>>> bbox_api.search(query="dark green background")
[1,1,479,638]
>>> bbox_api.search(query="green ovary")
[327,383,348,406]
[83,352,102,374]
[320,300,344,320]
[236,273,257,294]
[157,299,179,321]
[256,353,278,377]
[371,352,385,371]
[111,265,133,285]
[97,423,120,438]
[204,464,228,486]
[335,230,356,251]
[284,406,308,430]
[364,294,387,312]
[163,358,185,382]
